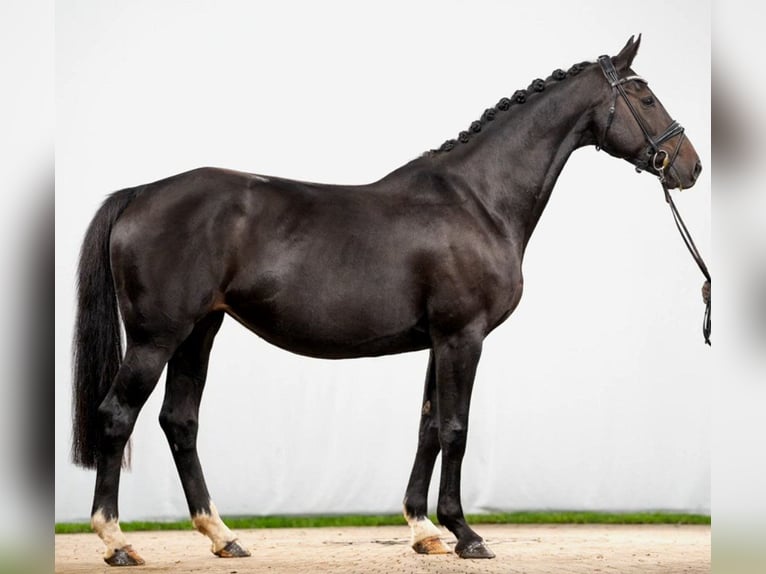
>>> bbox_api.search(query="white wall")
[55,0,711,522]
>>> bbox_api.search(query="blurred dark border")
[1,1,54,573]
[712,1,766,573]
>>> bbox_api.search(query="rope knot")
[481,108,497,122]
[439,139,457,152]
[568,63,584,75]
[512,89,527,104]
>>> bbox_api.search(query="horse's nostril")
[693,161,702,180]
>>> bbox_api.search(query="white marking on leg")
[91,508,128,559]
[404,507,443,546]
[192,501,237,553]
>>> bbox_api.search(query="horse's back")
[107,166,521,356]
[106,167,427,352]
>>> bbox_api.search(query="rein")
[597,55,712,345]
[661,181,712,345]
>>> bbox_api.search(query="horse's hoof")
[412,535,451,555]
[456,539,495,559]
[104,545,145,566]
[214,539,251,558]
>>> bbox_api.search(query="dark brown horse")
[72,36,701,565]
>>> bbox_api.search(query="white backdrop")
[55,0,710,522]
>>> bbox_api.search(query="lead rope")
[659,158,712,345]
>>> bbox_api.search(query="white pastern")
[404,510,443,545]
[91,508,128,559]
[192,501,237,553]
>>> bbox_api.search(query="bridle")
[596,55,686,184]
[596,55,712,345]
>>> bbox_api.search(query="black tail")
[72,186,143,469]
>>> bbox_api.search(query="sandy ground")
[55,524,710,574]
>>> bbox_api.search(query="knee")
[159,408,198,450]
[439,419,467,455]
[418,417,440,445]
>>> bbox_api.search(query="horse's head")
[591,35,702,190]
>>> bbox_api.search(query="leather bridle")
[596,55,711,345]
[597,55,686,184]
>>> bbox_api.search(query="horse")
[72,36,702,565]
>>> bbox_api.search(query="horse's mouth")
[664,168,699,191]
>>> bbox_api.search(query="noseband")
[596,55,685,184]
[596,55,711,345]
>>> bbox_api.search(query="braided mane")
[427,61,592,155]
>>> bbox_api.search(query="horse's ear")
[613,34,641,70]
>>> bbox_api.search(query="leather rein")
[597,55,711,345]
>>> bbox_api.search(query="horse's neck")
[437,74,599,248]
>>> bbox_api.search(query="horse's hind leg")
[159,311,250,558]
[403,351,451,554]
[91,340,180,566]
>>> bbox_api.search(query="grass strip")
[56,511,709,534]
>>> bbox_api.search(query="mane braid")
[427,61,591,154]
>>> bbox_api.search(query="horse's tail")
[72,186,143,469]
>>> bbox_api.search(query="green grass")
[55,511,709,534]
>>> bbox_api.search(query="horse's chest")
[425,241,522,334]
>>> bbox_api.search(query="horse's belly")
[223,296,430,359]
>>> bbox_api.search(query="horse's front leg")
[433,328,495,559]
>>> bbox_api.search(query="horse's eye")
[641,95,655,106]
